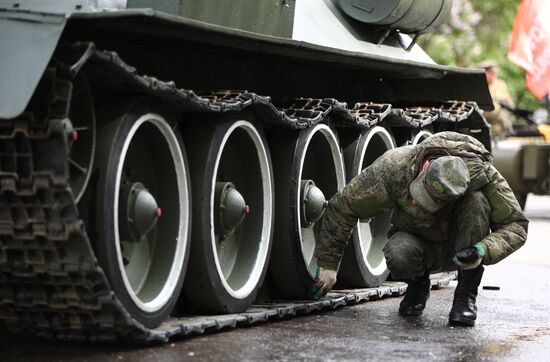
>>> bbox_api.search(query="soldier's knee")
[383,232,425,280]
[452,191,491,248]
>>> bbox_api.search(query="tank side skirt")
[0,43,487,343]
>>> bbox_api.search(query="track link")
[0,42,484,343]
[0,87,149,342]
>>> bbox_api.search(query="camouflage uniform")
[315,132,528,279]
[485,78,516,139]
[477,60,516,140]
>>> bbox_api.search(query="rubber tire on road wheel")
[338,127,395,287]
[269,125,345,298]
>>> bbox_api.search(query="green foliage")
[418,0,539,109]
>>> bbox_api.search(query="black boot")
[449,265,484,326]
[399,272,431,316]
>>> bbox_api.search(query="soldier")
[478,60,516,139]
[311,131,528,326]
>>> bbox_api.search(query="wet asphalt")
[1,196,550,362]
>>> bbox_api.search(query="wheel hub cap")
[215,182,248,238]
[120,182,160,242]
[301,180,327,227]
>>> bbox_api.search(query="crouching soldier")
[311,131,528,326]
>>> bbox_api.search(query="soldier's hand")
[309,266,337,300]
[453,244,485,270]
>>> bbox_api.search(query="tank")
[0,0,492,341]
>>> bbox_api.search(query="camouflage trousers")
[383,191,490,280]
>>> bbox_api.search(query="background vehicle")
[493,102,550,209]
[0,0,491,341]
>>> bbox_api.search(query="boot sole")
[448,315,475,326]
[399,309,423,317]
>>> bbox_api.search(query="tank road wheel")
[412,129,433,145]
[94,103,191,328]
[269,124,346,298]
[68,73,96,203]
[183,115,274,313]
[339,126,395,287]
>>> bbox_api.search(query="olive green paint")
[127,0,181,14]
[522,144,550,181]
[127,0,296,37]
[179,0,295,38]
[493,143,550,194]
[493,146,524,191]
[337,0,452,34]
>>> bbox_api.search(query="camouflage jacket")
[315,132,528,270]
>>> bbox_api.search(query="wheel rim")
[68,73,96,203]
[296,124,346,277]
[114,114,189,313]
[354,127,395,277]
[412,130,432,145]
[210,121,272,299]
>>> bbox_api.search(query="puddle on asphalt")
[479,326,550,359]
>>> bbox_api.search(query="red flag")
[508,0,550,99]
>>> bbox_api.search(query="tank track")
[0,42,484,343]
[82,45,486,131]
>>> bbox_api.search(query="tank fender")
[0,1,131,119]
[0,13,66,119]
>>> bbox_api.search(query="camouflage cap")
[410,156,470,213]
